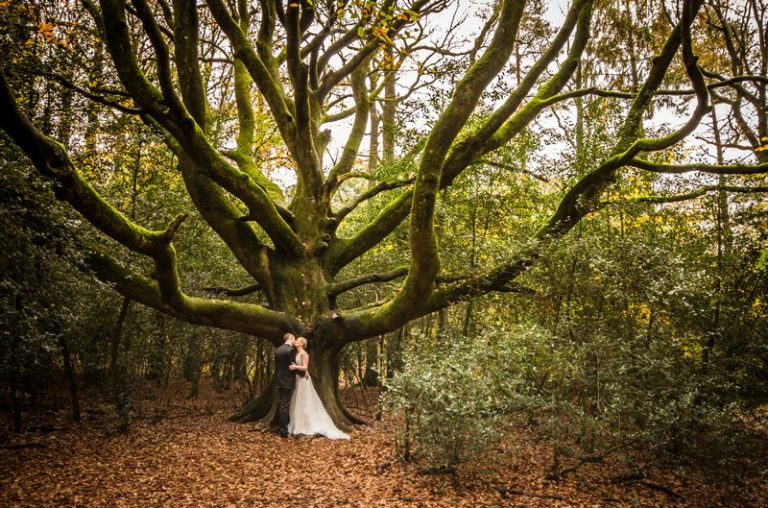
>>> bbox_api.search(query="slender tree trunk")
[148,312,167,384]
[557,224,583,335]
[462,191,479,336]
[437,308,447,337]
[702,107,731,372]
[461,301,474,338]
[9,361,22,433]
[110,297,131,432]
[382,52,396,164]
[364,338,379,387]
[10,295,22,432]
[253,340,265,392]
[355,342,364,385]
[59,335,81,422]
[183,334,202,398]
[369,75,380,174]
[575,62,585,157]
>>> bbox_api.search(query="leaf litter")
[1,381,765,507]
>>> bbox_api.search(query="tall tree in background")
[1,0,767,426]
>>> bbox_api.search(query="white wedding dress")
[288,354,350,440]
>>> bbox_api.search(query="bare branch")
[476,159,550,183]
[317,0,434,99]
[327,267,409,297]
[333,176,415,222]
[40,72,142,114]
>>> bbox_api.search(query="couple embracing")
[275,333,350,440]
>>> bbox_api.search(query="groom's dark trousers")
[277,388,292,434]
[275,342,297,435]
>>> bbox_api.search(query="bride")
[288,337,350,440]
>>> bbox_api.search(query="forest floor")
[1,380,766,508]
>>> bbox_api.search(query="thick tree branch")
[233,2,255,157]
[1,68,296,341]
[285,0,310,127]
[324,0,589,278]
[201,283,262,297]
[256,0,282,85]
[537,0,708,241]
[205,0,297,141]
[445,0,592,181]
[228,1,289,210]
[332,0,713,341]
[326,62,372,184]
[324,191,411,275]
[99,0,180,133]
[170,1,275,288]
[131,0,186,117]
[173,0,208,127]
[85,251,294,344]
[340,0,528,333]
[176,158,277,300]
[104,0,303,257]
[627,159,768,175]
[474,0,593,160]
[602,185,768,206]
[1,70,166,256]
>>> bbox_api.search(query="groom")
[275,332,303,437]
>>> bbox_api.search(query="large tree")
[2,0,767,426]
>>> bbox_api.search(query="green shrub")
[381,328,550,468]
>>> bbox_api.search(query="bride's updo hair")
[295,337,308,348]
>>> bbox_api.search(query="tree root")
[498,487,564,501]
[611,471,682,500]
[231,379,368,429]
[341,404,369,425]
[630,480,682,499]
[417,465,456,475]
[229,382,276,423]
[548,442,632,480]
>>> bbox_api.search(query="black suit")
[275,342,298,391]
[275,342,302,435]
